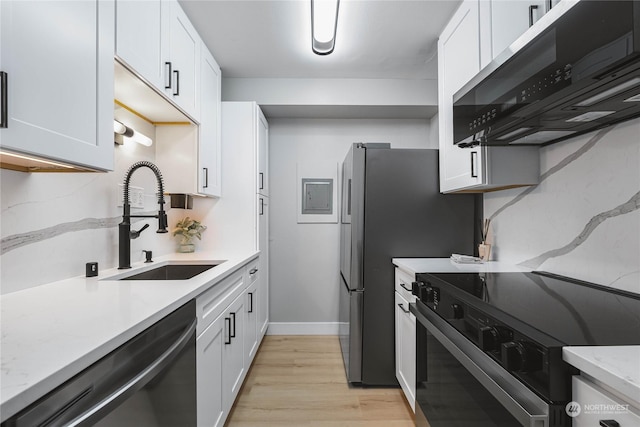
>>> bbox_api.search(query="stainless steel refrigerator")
[339,143,477,385]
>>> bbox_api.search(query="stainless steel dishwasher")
[2,301,196,427]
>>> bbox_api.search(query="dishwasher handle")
[65,318,196,426]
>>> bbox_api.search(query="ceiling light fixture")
[114,120,153,147]
[311,0,340,55]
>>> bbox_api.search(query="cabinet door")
[395,292,416,412]
[258,195,269,337]
[438,0,485,192]
[199,46,222,197]
[0,0,114,171]
[244,277,259,363]
[490,0,547,59]
[115,0,164,89]
[223,293,246,413]
[166,0,200,121]
[197,314,226,427]
[257,107,269,196]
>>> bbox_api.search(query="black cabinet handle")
[400,283,412,293]
[248,292,254,313]
[259,198,264,216]
[249,268,258,275]
[259,172,264,190]
[599,421,620,427]
[230,312,236,338]
[547,0,553,11]
[471,151,478,178]
[397,303,410,314]
[224,317,231,344]
[1,72,7,128]
[173,70,180,96]
[203,168,208,188]
[164,62,172,89]
[529,5,538,27]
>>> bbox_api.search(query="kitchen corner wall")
[0,110,201,295]
[484,118,640,294]
[268,118,436,333]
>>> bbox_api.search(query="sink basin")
[118,263,221,281]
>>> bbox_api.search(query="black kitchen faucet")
[118,161,168,269]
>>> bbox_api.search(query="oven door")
[411,301,550,427]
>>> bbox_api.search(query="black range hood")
[453,0,640,147]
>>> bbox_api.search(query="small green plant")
[173,217,207,245]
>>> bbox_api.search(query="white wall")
[484,118,640,294]
[268,118,435,332]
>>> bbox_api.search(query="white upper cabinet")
[115,0,165,90]
[165,0,201,121]
[257,110,269,197]
[115,0,200,121]
[198,46,222,197]
[438,0,485,192]
[490,0,561,59]
[438,0,540,193]
[0,0,114,172]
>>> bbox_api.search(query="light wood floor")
[226,335,415,426]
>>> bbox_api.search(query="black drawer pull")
[173,70,180,96]
[397,303,410,314]
[224,317,231,345]
[400,283,412,293]
[1,72,7,128]
[230,312,236,338]
[248,292,254,313]
[164,62,172,89]
[529,5,539,27]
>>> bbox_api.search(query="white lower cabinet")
[222,292,246,412]
[244,259,260,362]
[394,268,416,412]
[572,375,640,427]
[196,257,266,427]
[197,313,225,427]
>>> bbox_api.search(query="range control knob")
[451,303,464,319]
[501,341,542,373]
[479,326,511,352]
[411,281,426,297]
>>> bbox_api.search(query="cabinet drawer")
[395,268,416,302]
[245,257,259,286]
[572,375,640,426]
[196,269,245,336]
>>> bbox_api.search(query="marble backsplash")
[0,111,209,295]
[484,118,640,294]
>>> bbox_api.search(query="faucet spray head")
[157,209,168,233]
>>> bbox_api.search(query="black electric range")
[412,271,640,404]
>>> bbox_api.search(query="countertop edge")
[391,257,532,274]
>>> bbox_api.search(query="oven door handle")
[411,303,549,427]
[65,318,197,426]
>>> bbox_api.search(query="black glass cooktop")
[424,271,640,347]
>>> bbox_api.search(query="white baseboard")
[266,322,339,335]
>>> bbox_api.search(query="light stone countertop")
[0,249,259,422]
[392,257,532,275]
[563,346,640,407]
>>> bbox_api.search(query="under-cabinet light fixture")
[114,120,153,147]
[311,0,340,55]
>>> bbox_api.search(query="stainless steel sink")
[116,263,222,281]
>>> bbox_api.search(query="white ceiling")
[179,0,462,80]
